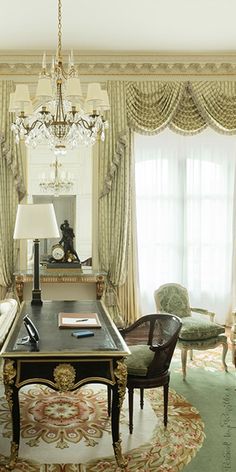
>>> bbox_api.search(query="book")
[58,312,101,328]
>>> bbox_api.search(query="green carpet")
[171,347,236,472]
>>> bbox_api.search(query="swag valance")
[126,80,236,135]
[101,80,236,197]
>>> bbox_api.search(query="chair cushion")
[178,334,227,349]
[179,314,225,341]
[125,345,154,377]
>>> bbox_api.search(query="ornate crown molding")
[1,51,236,81]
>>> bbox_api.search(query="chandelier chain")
[58,0,62,61]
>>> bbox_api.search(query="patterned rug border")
[0,384,205,472]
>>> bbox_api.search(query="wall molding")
[1,51,236,81]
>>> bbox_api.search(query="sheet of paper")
[61,317,97,325]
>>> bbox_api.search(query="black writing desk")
[0,300,130,469]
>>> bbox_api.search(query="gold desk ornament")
[114,359,127,409]
[3,359,17,411]
[0,441,20,470]
[113,437,128,469]
[53,363,76,391]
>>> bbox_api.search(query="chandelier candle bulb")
[70,49,75,67]
[51,57,55,74]
[42,52,47,70]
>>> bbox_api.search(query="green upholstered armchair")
[154,283,228,379]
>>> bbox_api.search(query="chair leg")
[189,349,193,360]
[128,387,134,434]
[140,388,144,409]
[163,383,169,428]
[181,348,187,380]
[107,385,111,417]
[222,341,228,372]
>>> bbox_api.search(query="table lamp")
[13,203,60,305]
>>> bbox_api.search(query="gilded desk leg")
[112,359,127,469]
[3,359,20,469]
[96,275,105,300]
[15,275,24,303]
[231,311,236,367]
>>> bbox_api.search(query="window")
[134,129,236,323]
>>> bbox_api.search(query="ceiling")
[1,0,236,54]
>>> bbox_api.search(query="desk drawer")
[15,358,117,390]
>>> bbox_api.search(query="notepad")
[58,312,101,328]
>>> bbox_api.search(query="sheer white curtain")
[134,129,236,324]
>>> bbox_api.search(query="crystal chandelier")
[9,0,109,154]
[39,157,73,196]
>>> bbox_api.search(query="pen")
[75,318,88,322]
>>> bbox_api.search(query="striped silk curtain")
[0,80,26,299]
[98,82,140,325]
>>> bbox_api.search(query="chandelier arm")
[17,119,47,134]
[74,117,96,132]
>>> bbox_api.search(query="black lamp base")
[31,289,43,306]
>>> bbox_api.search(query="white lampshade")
[10,92,33,115]
[13,204,60,240]
[65,77,83,98]
[23,101,34,115]
[14,84,31,104]
[9,92,18,113]
[36,77,53,99]
[100,90,110,111]
[86,83,103,104]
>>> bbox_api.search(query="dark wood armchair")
[112,313,182,434]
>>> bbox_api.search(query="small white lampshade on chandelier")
[9,0,110,155]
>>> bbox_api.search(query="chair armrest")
[191,307,215,322]
[231,310,236,336]
[149,344,164,352]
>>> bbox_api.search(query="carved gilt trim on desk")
[114,359,127,409]
[113,437,128,469]
[6,442,19,470]
[53,363,76,392]
[3,359,17,411]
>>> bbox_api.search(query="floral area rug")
[172,343,235,374]
[0,371,205,472]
